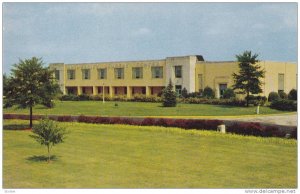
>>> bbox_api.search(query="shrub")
[60,94,79,101]
[245,95,267,106]
[268,92,280,102]
[270,99,297,111]
[288,89,297,101]
[203,86,215,99]
[181,88,188,98]
[78,94,91,101]
[278,91,288,99]
[222,88,236,99]
[162,80,177,107]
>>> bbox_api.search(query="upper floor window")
[114,68,124,79]
[175,66,182,78]
[82,69,91,80]
[132,67,143,79]
[98,68,107,79]
[151,66,163,78]
[54,70,60,80]
[67,69,76,80]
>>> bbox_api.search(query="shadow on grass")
[26,155,58,162]
[3,124,31,131]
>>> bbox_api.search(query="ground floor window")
[219,84,227,98]
[175,85,182,96]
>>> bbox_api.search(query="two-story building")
[49,55,297,98]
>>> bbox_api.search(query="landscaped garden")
[3,119,297,188]
[3,100,293,117]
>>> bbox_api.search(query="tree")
[3,57,61,128]
[30,118,68,163]
[162,79,177,107]
[232,51,265,106]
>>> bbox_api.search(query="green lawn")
[3,101,291,117]
[3,119,297,188]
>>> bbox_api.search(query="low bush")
[180,97,246,106]
[60,94,79,101]
[288,89,297,101]
[278,91,288,99]
[203,86,215,99]
[222,88,236,99]
[245,95,267,106]
[268,92,280,102]
[270,99,297,111]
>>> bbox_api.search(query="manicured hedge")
[270,99,297,111]
[4,114,296,139]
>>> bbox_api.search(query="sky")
[2,2,297,74]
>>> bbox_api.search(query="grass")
[3,100,292,117]
[3,119,297,188]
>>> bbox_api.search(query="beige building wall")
[50,55,297,99]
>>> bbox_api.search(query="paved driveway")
[221,113,297,126]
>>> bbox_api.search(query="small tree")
[232,51,265,106]
[162,79,177,107]
[203,86,215,99]
[30,118,68,163]
[3,57,61,128]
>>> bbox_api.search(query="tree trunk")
[29,106,33,128]
[246,91,250,107]
[47,145,50,163]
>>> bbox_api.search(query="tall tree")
[232,51,265,106]
[3,57,61,127]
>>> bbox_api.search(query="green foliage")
[268,92,280,102]
[203,86,215,99]
[270,99,297,111]
[288,89,297,101]
[3,57,61,127]
[245,95,267,106]
[278,91,288,99]
[181,88,188,98]
[30,118,68,162]
[222,88,236,99]
[232,51,265,106]
[162,80,177,107]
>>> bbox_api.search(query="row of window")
[54,65,183,80]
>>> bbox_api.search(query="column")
[77,86,82,95]
[146,86,150,96]
[109,86,113,98]
[127,86,131,99]
[93,86,98,95]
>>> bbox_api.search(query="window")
[278,73,284,92]
[151,66,163,78]
[175,85,182,96]
[67,70,76,80]
[54,70,60,80]
[82,69,91,80]
[114,68,124,79]
[175,66,182,78]
[132,67,143,79]
[98,68,107,79]
[219,84,227,98]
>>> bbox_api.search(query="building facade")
[49,55,297,98]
